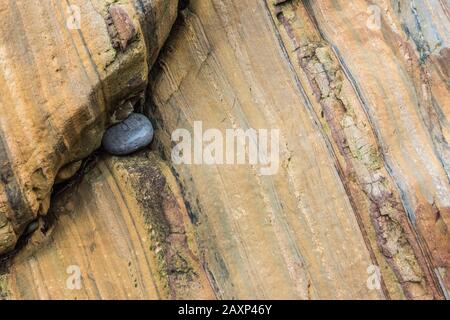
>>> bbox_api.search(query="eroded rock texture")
[0,0,448,300]
[2,152,214,299]
[0,0,178,254]
[148,0,449,299]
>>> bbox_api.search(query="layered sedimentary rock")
[1,152,214,299]
[301,0,450,298]
[149,5,381,299]
[148,0,448,299]
[0,0,448,300]
[0,0,178,254]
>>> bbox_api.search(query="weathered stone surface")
[150,7,383,300]
[108,5,137,51]
[102,113,154,155]
[148,0,449,299]
[302,0,449,298]
[0,0,178,254]
[0,0,448,300]
[55,160,83,183]
[1,152,214,300]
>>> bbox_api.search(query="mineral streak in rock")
[102,113,154,156]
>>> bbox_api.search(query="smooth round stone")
[102,113,154,155]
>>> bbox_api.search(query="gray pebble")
[25,220,39,235]
[102,113,154,155]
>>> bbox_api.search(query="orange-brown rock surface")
[2,152,214,299]
[0,0,178,254]
[148,0,448,299]
[0,0,449,300]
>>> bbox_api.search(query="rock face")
[0,0,449,300]
[0,0,178,254]
[2,152,214,299]
[148,1,449,299]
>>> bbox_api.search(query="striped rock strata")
[0,0,178,254]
